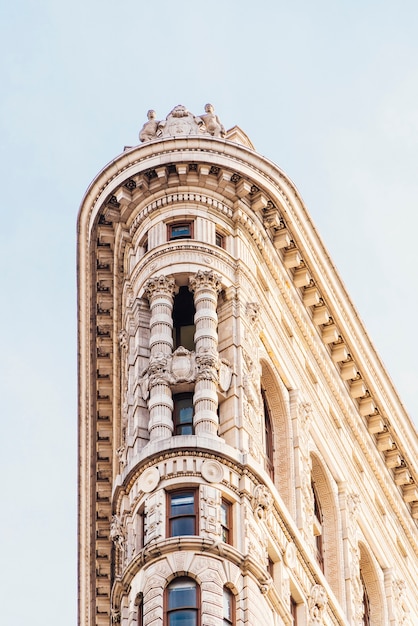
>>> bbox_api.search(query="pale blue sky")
[1,1,417,624]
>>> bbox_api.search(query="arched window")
[223,587,234,625]
[173,393,194,435]
[165,577,199,626]
[262,388,274,479]
[135,593,143,626]
[360,571,371,625]
[312,479,324,572]
[172,286,196,351]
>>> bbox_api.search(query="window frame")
[164,576,200,626]
[173,392,194,436]
[167,489,198,537]
[172,285,196,351]
[168,221,194,241]
[312,480,324,572]
[261,388,274,479]
[220,499,232,544]
[223,586,235,626]
[215,231,225,248]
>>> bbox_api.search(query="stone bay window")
[141,270,229,441]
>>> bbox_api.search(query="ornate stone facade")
[78,104,418,625]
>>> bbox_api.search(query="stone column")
[189,270,222,437]
[144,275,176,441]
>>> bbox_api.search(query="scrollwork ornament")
[246,301,260,325]
[392,578,409,625]
[196,347,219,382]
[119,329,128,351]
[347,492,361,539]
[111,609,121,624]
[147,352,174,387]
[252,484,273,520]
[110,515,125,550]
[308,584,328,625]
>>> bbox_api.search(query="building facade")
[77,104,418,626]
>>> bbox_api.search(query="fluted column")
[189,271,222,437]
[144,275,176,441]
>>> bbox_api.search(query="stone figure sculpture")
[138,104,226,141]
[139,109,159,142]
[199,103,226,138]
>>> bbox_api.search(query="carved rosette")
[144,275,176,440]
[189,271,222,437]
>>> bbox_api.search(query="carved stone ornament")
[144,274,176,300]
[246,301,260,325]
[139,104,226,142]
[110,515,125,549]
[171,346,196,381]
[219,359,233,392]
[308,584,328,625]
[197,103,226,138]
[252,484,273,520]
[138,466,160,493]
[119,329,128,350]
[189,269,223,294]
[140,348,231,399]
[111,609,121,624]
[201,459,224,484]
[284,542,297,569]
[139,109,159,142]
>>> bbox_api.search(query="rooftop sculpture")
[139,103,226,142]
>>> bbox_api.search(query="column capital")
[144,275,176,301]
[189,270,222,294]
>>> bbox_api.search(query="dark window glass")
[223,587,234,625]
[216,232,225,248]
[361,572,371,625]
[169,491,196,536]
[172,286,196,351]
[221,500,231,544]
[167,578,198,626]
[262,389,274,479]
[290,596,297,624]
[137,597,143,626]
[173,393,194,435]
[169,223,193,240]
[312,480,324,572]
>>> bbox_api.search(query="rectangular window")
[220,499,231,544]
[168,222,193,240]
[216,232,225,248]
[173,393,194,435]
[168,491,197,536]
